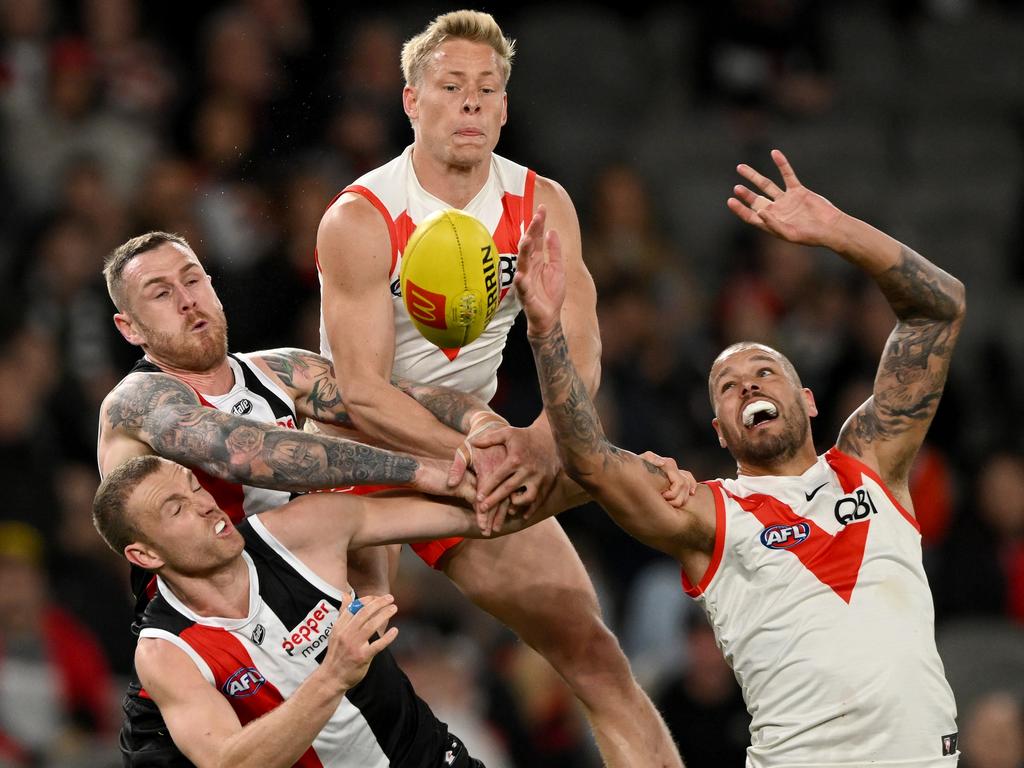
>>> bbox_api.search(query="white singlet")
[689,448,958,768]
[317,145,537,402]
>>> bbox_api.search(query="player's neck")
[736,444,818,478]
[145,354,235,396]
[410,145,489,209]
[164,557,250,621]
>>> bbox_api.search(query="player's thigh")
[442,517,604,640]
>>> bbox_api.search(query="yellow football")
[400,209,501,349]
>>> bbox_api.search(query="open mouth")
[742,400,779,429]
[214,520,226,535]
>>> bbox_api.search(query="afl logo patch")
[760,522,810,550]
[231,399,253,415]
[222,667,266,698]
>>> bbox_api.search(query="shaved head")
[709,342,802,408]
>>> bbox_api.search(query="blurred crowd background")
[1,0,1023,766]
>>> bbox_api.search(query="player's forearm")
[143,405,419,490]
[215,670,344,768]
[340,378,470,459]
[527,321,621,483]
[831,215,966,322]
[390,376,493,434]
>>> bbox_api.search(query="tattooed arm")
[514,226,709,561]
[98,372,467,498]
[835,240,965,489]
[726,150,966,494]
[253,349,496,436]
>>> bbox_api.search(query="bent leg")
[442,518,682,768]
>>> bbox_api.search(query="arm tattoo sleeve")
[528,324,666,482]
[262,350,353,426]
[108,374,416,489]
[839,245,965,469]
[390,376,487,433]
[874,245,963,323]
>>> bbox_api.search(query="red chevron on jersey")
[180,624,324,767]
[724,488,870,603]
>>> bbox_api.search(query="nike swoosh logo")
[805,482,828,502]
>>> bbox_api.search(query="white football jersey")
[689,448,958,767]
[318,145,536,402]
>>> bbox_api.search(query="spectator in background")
[693,0,834,129]
[0,315,61,542]
[51,462,134,677]
[0,521,115,765]
[3,34,155,215]
[322,18,408,180]
[936,451,1024,624]
[81,0,176,125]
[25,214,120,453]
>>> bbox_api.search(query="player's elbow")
[951,279,967,322]
[337,376,387,419]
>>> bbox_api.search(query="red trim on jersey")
[682,481,727,597]
[825,447,920,532]
[313,484,464,568]
[494,192,525,253]
[345,184,399,274]
[394,210,415,261]
[524,169,537,222]
[724,487,870,604]
[180,625,325,767]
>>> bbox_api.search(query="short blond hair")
[401,10,515,87]
[104,231,192,312]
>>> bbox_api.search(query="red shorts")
[319,484,463,570]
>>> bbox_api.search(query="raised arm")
[98,372,460,497]
[728,149,966,493]
[511,225,710,561]
[469,188,599,512]
[534,178,601,396]
[316,195,473,459]
[136,594,397,768]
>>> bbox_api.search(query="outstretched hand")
[727,149,844,249]
[514,204,566,337]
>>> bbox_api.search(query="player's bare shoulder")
[316,191,391,275]
[533,175,575,214]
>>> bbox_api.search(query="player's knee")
[536,608,631,680]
